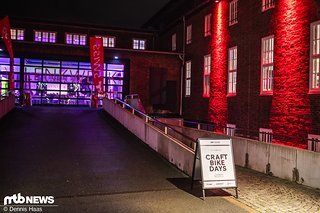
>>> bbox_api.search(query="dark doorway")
[166,80,177,112]
[149,68,167,109]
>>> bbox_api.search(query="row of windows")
[171,0,275,50]
[171,14,211,51]
[229,0,275,26]
[10,29,146,50]
[184,20,320,97]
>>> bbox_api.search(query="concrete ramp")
[124,94,146,113]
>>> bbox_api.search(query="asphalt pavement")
[0,107,250,213]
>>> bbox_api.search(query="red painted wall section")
[270,0,313,145]
[208,1,229,131]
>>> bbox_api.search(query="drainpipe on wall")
[179,16,186,117]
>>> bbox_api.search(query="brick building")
[145,0,320,146]
[0,17,182,113]
[1,0,320,147]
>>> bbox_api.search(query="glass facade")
[0,58,21,102]
[0,57,125,106]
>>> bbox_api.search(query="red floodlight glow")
[208,1,228,132]
[270,0,313,145]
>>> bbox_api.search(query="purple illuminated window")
[66,33,86,46]
[34,31,56,43]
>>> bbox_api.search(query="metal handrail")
[183,120,317,150]
[111,98,318,152]
[112,98,197,150]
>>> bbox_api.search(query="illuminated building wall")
[270,0,318,144]
[208,0,229,131]
[8,18,182,111]
[205,0,320,145]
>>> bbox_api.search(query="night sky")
[0,0,171,29]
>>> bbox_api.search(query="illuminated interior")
[0,57,125,105]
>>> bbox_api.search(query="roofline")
[157,0,213,34]
[142,0,177,28]
[4,15,157,35]
[142,0,213,30]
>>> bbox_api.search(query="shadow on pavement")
[167,177,232,200]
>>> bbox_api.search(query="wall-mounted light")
[215,0,220,3]
[0,48,3,52]
[114,56,119,59]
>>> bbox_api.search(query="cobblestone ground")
[225,167,320,213]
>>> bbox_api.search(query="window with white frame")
[65,33,86,45]
[262,0,275,11]
[259,128,273,143]
[261,35,274,94]
[133,39,146,50]
[229,0,238,26]
[228,46,237,95]
[172,33,176,51]
[226,124,236,136]
[34,31,56,43]
[186,25,192,44]
[10,28,24,40]
[310,21,320,92]
[203,54,211,97]
[96,36,115,47]
[204,14,212,37]
[185,61,192,97]
[308,134,320,152]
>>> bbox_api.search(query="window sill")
[229,22,238,27]
[262,6,275,12]
[260,91,273,96]
[308,90,320,95]
[227,93,236,97]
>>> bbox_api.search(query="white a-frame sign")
[191,138,238,200]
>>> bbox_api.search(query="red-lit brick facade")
[147,0,320,146]
[2,0,320,146]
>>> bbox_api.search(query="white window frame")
[228,46,237,96]
[259,128,273,143]
[226,124,236,136]
[133,39,146,50]
[96,36,116,48]
[186,25,192,44]
[262,0,275,12]
[185,61,192,97]
[34,30,57,43]
[308,134,320,152]
[261,35,274,95]
[229,0,238,26]
[10,28,25,40]
[65,33,86,46]
[172,33,176,51]
[204,14,212,37]
[203,54,211,97]
[310,21,320,93]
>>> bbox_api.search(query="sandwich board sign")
[191,138,238,199]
